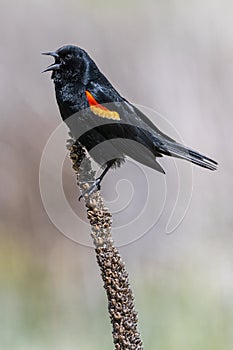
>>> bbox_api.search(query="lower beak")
[42,63,61,73]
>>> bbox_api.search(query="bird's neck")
[54,80,88,120]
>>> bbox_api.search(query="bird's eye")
[64,53,72,61]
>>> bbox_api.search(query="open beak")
[41,51,61,73]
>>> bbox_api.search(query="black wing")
[85,80,217,171]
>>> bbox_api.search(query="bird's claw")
[78,178,101,201]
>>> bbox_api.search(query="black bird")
[42,45,217,197]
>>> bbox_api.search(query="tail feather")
[160,141,218,171]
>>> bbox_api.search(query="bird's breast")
[55,82,88,120]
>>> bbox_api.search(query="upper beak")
[41,51,60,73]
[42,51,59,58]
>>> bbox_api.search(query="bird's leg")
[79,160,115,200]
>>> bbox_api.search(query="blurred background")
[0,0,232,349]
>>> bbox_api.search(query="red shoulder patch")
[85,90,120,120]
[85,91,108,110]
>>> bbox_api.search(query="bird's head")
[42,45,97,84]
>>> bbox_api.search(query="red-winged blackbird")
[42,45,217,197]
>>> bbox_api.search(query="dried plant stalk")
[67,139,144,350]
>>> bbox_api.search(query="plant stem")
[68,139,144,350]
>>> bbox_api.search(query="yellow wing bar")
[85,90,120,121]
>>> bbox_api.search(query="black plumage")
[43,45,217,195]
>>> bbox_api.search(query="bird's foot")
[78,178,101,201]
